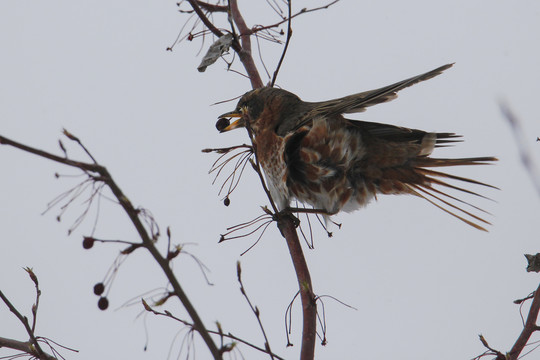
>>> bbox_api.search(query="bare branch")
[143,299,286,359]
[475,334,505,360]
[0,271,61,360]
[236,261,275,359]
[277,215,317,360]
[500,103,540,197]
[0,336,54,360]
[507,282,540,359]
[63,128,98,164]
[195,1,228,12]
[252,1,340,33]
[198,0,321,353]
[0,134,102,173]
[0,133,223,360]
[185,1,227,42]
[207,103,319,360]
[270,0,293,87]
[229,0,264,88]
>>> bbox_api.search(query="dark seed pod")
[98,297,109,310]
[93,282,105,296]
[216,117,230,132]
[224,197,230,206]
[82,237,94,249]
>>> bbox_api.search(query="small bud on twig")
[142,299,152,312]
[24,267,38,285]
[62,128,80,142]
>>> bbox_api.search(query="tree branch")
[143,299,286,360]
[229,0,264,88]
[191,1,319,356]
[186,0,225,39]
[196,1,228,13]
[270,0,293,87]
[0,134,223,360]
[0,336,53,360]
[500,103,540,197]
[507,282,540,359]
[0,288,55,360]
[252,0,340,33]
[277,217,316,360]
[236,261,275,359]
[242,115,317,360]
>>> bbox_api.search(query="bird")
[217,64,498,231]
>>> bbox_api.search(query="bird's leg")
[274,209,300,228]
[275,207,338,229]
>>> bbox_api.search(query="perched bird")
[217,64,497,230]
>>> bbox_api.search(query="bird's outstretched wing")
[303,63,454,119]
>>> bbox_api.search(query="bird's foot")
[275,209,300,228]
[276,207,337,227]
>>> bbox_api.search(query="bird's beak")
[216,110,245,133]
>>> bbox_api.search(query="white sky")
[1,1,540,359]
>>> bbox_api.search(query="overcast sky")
[1,1,540,359]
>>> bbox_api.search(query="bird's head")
[217,87,303,136]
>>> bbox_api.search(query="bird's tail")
[406,156,498,231]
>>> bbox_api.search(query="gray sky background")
[1,1,540,359]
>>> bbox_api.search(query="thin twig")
[500,103,540,197]
[236,261,275,359]
[143,299,286,360]
[186,0,229,46]
[0,281,56,360]
[476,334,505,360]
[252,0,340,33]
[26,267,41,333]
[63,129,98,164]
[270,0,292,87]
[196,1,228,12]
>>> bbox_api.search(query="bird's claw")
[275,209,300,228]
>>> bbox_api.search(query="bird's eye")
[239,105,250,117]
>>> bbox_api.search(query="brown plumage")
[218,64,497,230]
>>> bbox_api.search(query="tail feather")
[406,185,490,232]
[416,156,498,168]
[435,140,463,146]
[416,181,491,215]
[422,175,493,200]
[417,166,499,189]
[404,157,498,231]
[411,184,491,225]
[434,133,462,149]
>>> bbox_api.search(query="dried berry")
[82,237,94,249]
[216,117,230,132]
[93,282,105,296]
[98,297,109,310]
[223,197,230,206]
